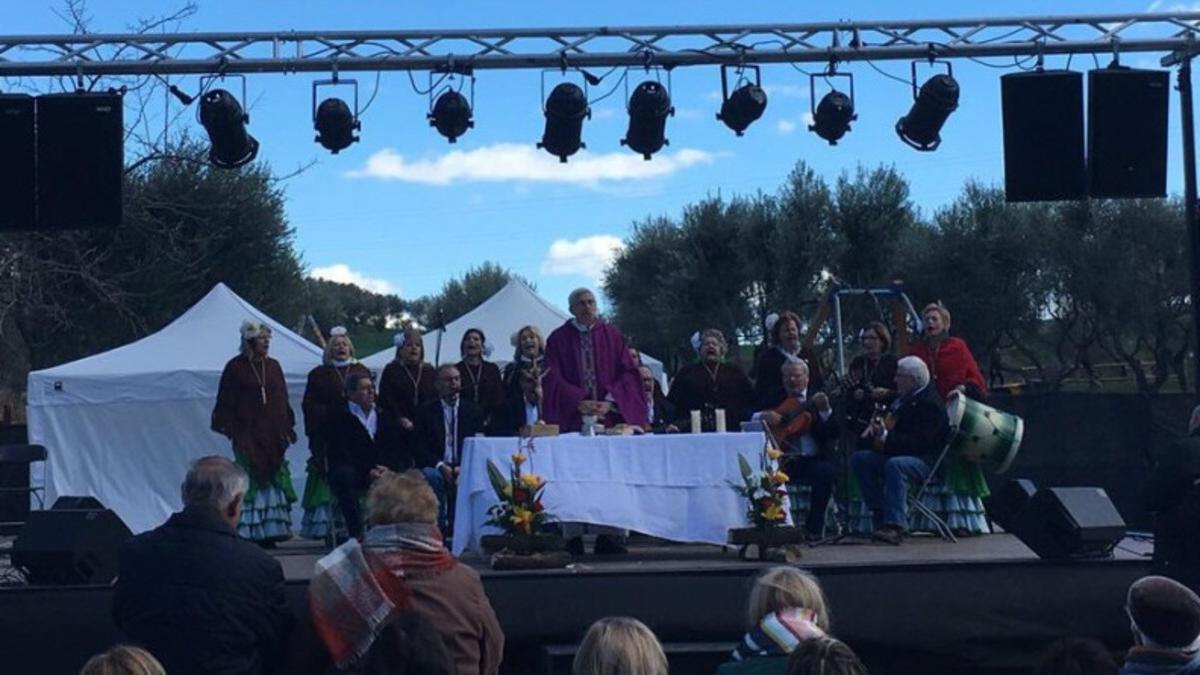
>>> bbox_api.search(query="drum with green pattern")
[945,391,1024,474]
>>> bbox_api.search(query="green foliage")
[409,262,526,328]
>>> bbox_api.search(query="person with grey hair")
[667,328,755,431]
[1144,404,1200,592]
[850,355,950,545]
[113,456,292,675]
[211,319,298,543]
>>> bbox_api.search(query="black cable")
[359,69,383,115]
[864,59,912,88]
[588,69,629,106]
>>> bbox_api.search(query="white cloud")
[762,83,808,99]
[802,111,816,128]
[346,144,715,186]
[540,235,626,283]
[309,263,399,295]
[1147,1,1200,9]
[776,119,797,135]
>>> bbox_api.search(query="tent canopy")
[27,283,323,533]
[361,280,665,379]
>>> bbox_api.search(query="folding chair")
[907,441,957,542]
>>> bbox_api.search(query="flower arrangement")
[732,442,790,528]
[485,449,552,536]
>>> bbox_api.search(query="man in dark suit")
[850,355,950,545]
[1146,404,1200,592]
[752,360,839,538]
[326,372,388,539]
[113,456,292,675]
[488,369,542,437]
[640,365,678,433]
[413,364,485,532]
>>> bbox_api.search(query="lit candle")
[690,410,702,434]
[715,408,727,433]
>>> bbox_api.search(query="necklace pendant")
[261,386,267,405]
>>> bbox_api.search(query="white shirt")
[524,399,540,426]
[441,398,459,465]
[348,401,377,440]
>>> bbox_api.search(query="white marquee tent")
[361,280,665,381]
[27,283,323,533]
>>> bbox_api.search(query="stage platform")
[0,533,1153,675]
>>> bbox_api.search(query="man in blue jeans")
[851,356,949,545]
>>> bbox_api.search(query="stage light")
[198,88,258,169]
[808,71,857,145]
[429,90,473,143]
[314,97,360,154]
[896,62,959,152]
[539,82,590,163]
[716,65,767,136]
[621,80,674,160]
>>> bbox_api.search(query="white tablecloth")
[451,432,767,556]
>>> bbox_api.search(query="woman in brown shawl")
[211,319,297,543]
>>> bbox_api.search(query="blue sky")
[2,1,1191,312]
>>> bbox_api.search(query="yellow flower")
[520,473,544,490]
[763,503,785,522]
[766,447,783,460]
[771,470,790,485]
[511,453,526,467]
[510,506,534,533]
[502,484,513,499]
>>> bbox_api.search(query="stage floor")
[269,531,1155,581]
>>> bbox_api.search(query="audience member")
[1145,404,1200,592]
[1121,576,1200,675]
[79,646,166,675]
[113,456,292,675]
[353,611,454,675]
[572,617,668,675]
[785,637,868,675]
[1032,637,1119,675]
[717,567,830,674]
[307,469,503,675]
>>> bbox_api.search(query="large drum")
[945,390,1024,474]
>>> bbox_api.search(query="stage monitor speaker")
[0,94,36,231]
[1013,486,1126,560]
[985,478,1038,532]
[1001,70,1086,201]
[11,506,132,585]
[1088,68,1169,198]
[36,92,124,230]
[51,495,104,511]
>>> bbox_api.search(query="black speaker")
[1088,68,1169,198]
[36,92,124,230]
[1013,486,1126,559]
[11,506,132,585]
[985,478,1038,532]
[51,495,104,510]
[1001,70,1086,202]
[0,94,36,231]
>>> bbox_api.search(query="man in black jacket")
[113,456,293,675]
[1146,404,1200,592]
[850,355,949,545]
[640,365,678,433]
[413,364,485,532]
[753,360,839,538]
[488,369,542,437]
[327,372,389,539]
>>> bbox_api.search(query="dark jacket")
[325,404,398,476]
[1146,433,1200,589]
[868,384,949,459]
[647,392,677,433]
[113,507,293,675]
[753,346,825,411]
[1121,648,1200,675]
[412,397,486,468]
[759,391,840,461]
[715,656,788,675]
[487,395,540,437]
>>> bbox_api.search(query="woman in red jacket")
[907,302,990,535]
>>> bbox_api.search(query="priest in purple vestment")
[543,288,649,433]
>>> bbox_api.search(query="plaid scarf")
[731,607,827,661]
[309,523,455,668]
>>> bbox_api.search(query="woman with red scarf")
[908,302,989,535]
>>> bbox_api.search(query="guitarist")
[752,360,840,539]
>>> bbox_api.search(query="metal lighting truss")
[1,13,1200,76]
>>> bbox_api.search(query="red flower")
[512,488,529,503]
[533,501,545,513]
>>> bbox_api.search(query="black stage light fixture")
[896,61,959,152]
[312,77,361,154]
[539,80,591,163]
[809,71,857,145]
[716,65,767,136]
[198,78,258,169]
[621,79,674,160]
[428,72,475,144]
